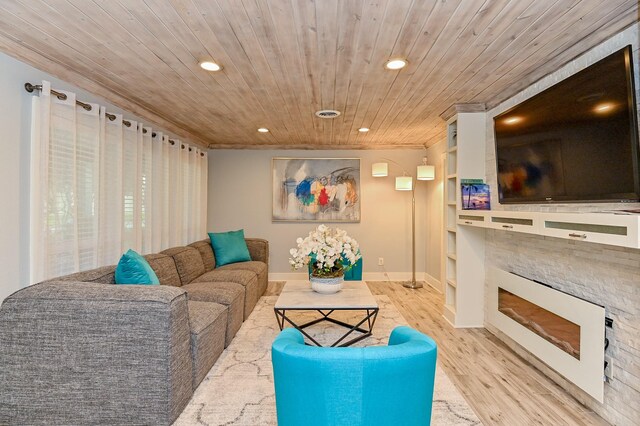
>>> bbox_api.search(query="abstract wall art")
[272,158,360,222]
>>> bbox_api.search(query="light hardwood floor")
[266,280,608,426]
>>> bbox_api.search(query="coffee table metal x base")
[274,307,379,347]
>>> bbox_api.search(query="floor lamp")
[372,158,435,289]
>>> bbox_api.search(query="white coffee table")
[274,280,379,347]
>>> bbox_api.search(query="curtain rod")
[24,82,204,156]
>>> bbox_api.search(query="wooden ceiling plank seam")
[0,0,635,149]
[343,0,415,146]
[475,0,638,107]
[458,0,619,101]
[371,0,518,141]
[350,0,420,147]
[330,0,363,146]
[313,0,340,145]
[426,0,553,118]
[345,0,462,146]
[289,0,323,146]
[262,0,319,146]
[113,1,254,144]
[337,0,394,146]
[63,0,208,112]
[441,0,613,107]
[103,2,221,95]
[148,0,274,144]
[362,0,476,146]
[209,0,299,145]
[357,0,441,145]
[0,1,153,100]
[393,0,604,143]
[0,9,191,127]
[335,0,368,146]
[47,0,226,134]
[0,32,211,147]
[89,0,246,143]
[367,0,498,145]
[238,0,307,145]
[376,0,530,143]
[194,0,298,145]
[338,0,408,146]
[335,0,391,146]
[138,0,264,144]
[410,0,632,144]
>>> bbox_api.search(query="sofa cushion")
[182,281,244,347]
[144,254,181,287]
[216,261,268,296]
[161,246,206,285]
[187,301,227,388]
[208,230,251,266]
[188,240,216,272]
[115,249,160,285]
[193,270,260,320]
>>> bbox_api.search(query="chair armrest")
[245,238,269,264]
[388,325,437,348]
[0,281,193,425]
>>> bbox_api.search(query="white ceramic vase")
[310,274,344,294]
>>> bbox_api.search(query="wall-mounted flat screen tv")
[494,45,640,204]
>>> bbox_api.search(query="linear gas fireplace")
[498,288,581,360]
[487,268,605,402]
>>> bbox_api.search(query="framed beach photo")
[272,158,361,222]
[461,183,491,210]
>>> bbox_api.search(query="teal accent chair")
[271,326,437,426]
[307,256,363,281]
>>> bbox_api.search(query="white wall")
[424,140,445,291]
[207,149,443,282]
[0,51,182,303]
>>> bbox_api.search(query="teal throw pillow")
[115,249,160,285]
[209,230,251,267]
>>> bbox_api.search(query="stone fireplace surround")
[483,25,640,425]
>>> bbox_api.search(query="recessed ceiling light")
[200,61,222,71]
[257,127,269,133]
[385,58,407,70]
[358,127,370,132]
[503,116,523,125]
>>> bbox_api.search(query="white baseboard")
[268,272,430,282]
[424,272,443,293]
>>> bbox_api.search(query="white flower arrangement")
[289,224,362,278]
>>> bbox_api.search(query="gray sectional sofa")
[0,237,269,425]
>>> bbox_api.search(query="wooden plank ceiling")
[0,0,637,149]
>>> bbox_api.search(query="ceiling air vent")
[315,109,341,118]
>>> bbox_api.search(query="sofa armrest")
[246,238,269,264]
[0,281,193,425]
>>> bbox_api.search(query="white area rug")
[174,295,481,425]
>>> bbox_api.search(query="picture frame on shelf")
[461,183,490,210]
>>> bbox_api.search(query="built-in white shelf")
[458,210,640,249]
[443,112,486,328]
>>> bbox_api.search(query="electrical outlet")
[604,356,614,381]
[378,257,384,266]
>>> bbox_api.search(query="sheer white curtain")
[30,81,208,283]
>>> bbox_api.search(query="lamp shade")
[372,162,388,177]
[395,176,413,191]
[417,164,435,180]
